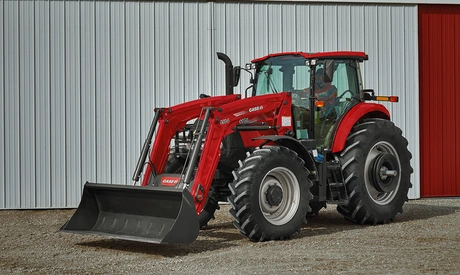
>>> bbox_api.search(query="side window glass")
[293,66,310,90]
[332,61,359,100]
[315,60,360,148]
[328,61,359,118]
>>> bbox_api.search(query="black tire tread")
[337,118,413,225]
[228,146,312,241]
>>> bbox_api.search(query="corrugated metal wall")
[419,4,460,197]
[0,1,419,209]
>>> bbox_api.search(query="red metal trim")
[251,51,368,63]
[331,103,390,153]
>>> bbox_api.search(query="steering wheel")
[291,89,310,106]
[318,90,354,138]
[324,90,353,119]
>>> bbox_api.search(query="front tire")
[228,146,312,241]
[338,118,413,224]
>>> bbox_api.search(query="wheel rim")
[364,141,401,205]
[259,167,300,225]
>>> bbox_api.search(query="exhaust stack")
[217,52,234,95]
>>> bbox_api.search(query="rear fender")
[331,102,390,153]
[253,135,316,174]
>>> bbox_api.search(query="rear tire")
[228,146,312,241]
[338,118,413,224]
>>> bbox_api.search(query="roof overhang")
[251,51,368,63]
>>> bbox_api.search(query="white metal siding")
[0,0,5,208]
[0,1,419,209]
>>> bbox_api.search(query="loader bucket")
[60,182,199,244]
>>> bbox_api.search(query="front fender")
[331,102,390,153]
[253,135,316,173]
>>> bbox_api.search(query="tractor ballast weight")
[61,51,412,244]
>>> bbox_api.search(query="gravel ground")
[1,198,459,274]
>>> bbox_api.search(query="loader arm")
[141,94,241,186]
[190,92,294,214]
[60,94,241,245]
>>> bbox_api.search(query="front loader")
[61,51,412,244]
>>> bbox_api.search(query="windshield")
[254,55,310,96]
[253,56,362,105]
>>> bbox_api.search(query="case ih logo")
[249,105,263,112]
[220,118,230,125]
[239,118,250,124]
[161,176,180,187]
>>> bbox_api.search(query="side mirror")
[363,89,375,100]
[233,66,241,87]
[324,59,334,83]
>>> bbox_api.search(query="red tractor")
[61,51,412,244]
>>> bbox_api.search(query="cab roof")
[251,51,368,63]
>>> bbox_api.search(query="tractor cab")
[250,52,366,148]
